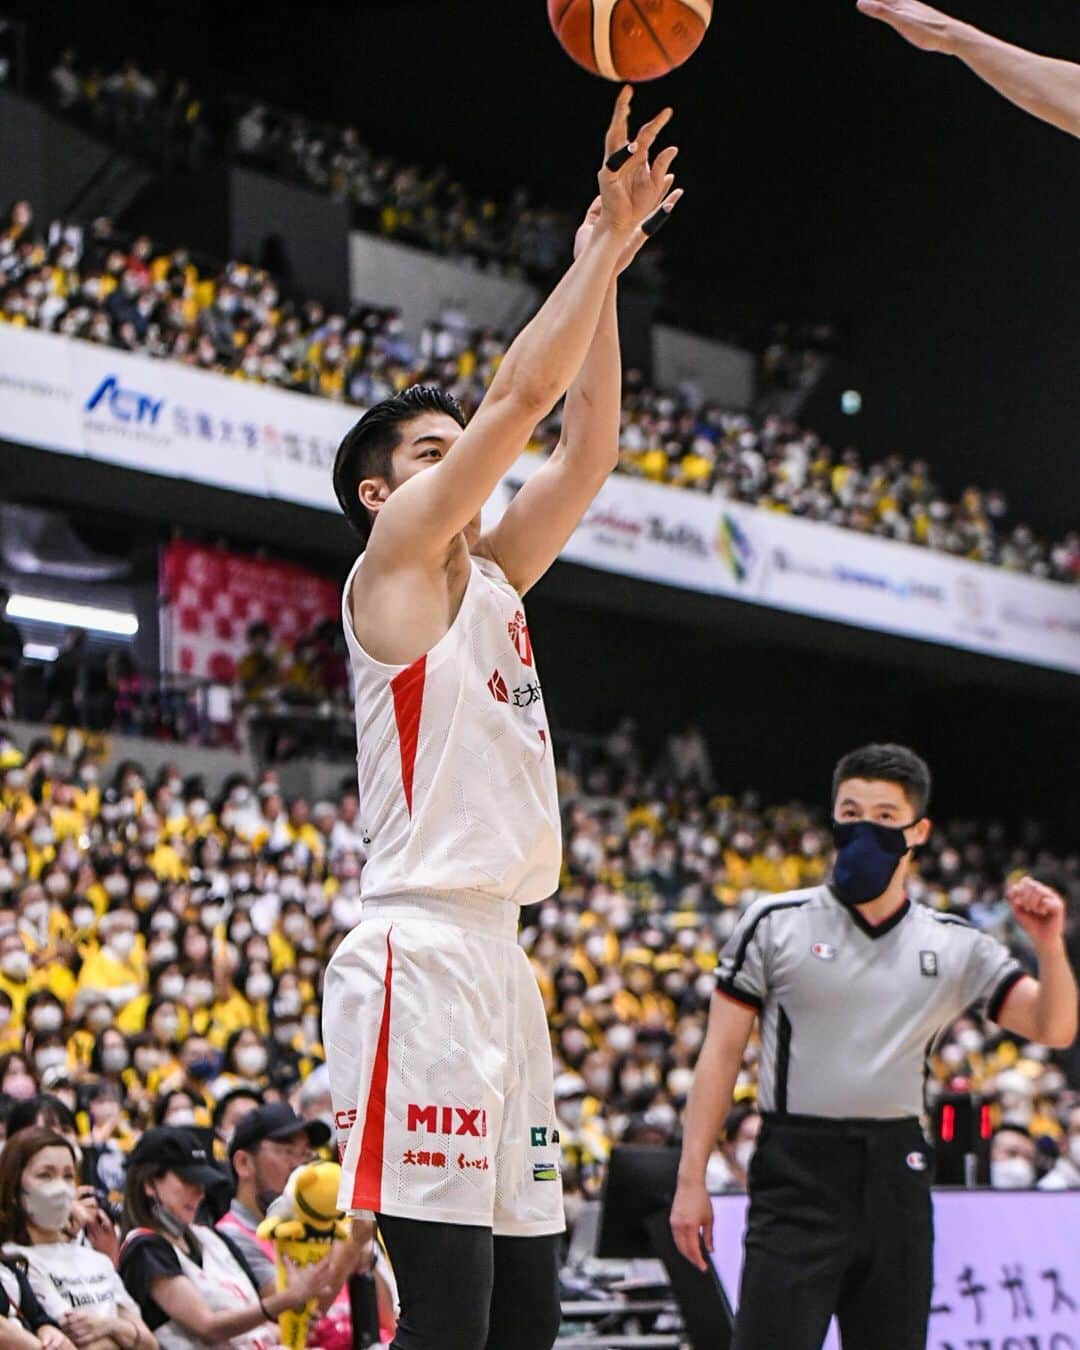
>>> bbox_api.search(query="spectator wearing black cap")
[223,1105,394,1346]
[119,1127,326,1350]
[217,1103,329,1285]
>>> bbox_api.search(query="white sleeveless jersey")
[343,553,561,909]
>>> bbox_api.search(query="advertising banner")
[711,1190,1080,1349]
[2,327,1078,676]
[0,324,81,455]
[487,455,1080,677]
[71,341,354,509]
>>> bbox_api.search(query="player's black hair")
[332,385,467,544]
[831,743,932,819]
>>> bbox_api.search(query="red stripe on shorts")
[353,927,395,1212]
[390,655,426,816]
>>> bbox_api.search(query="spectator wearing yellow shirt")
[156,1036,220,1125]
[76,908,144,1014]
[70,993,124,1070]
[0,990,19,1053]
[236,622,279,704]
[0,931,52,1028]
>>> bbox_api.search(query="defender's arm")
[860,0,1080,140]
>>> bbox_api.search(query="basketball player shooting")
[860,0,1080,140]
[323,89,681,1350]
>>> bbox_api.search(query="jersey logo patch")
[906,1151,928,1172]
[920,951,939,978]
[487,669,509,703]
[508,611,534,667]
[811,942,837,961]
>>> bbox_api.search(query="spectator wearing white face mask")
[27,1035,69,1088]
[0,934,36,1029]
[24,996,66,1043]
[1039,1105,1080,1191]
[0,1128,154,1350]
[989,1125,1038,1190]
[705,1106,761,1194]
[76,913,143,1013]
[207,1031,268,1101]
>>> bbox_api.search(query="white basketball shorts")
[323,892,565,1237]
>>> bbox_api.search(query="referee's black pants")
[731,1113,933,1350]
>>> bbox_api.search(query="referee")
[671,743,1078,1350]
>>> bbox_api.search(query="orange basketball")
[548,0,713,82]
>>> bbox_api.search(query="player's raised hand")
[857,0,962,55]
[598,85,679,236]
[574,189,684,273]
[1006,875,1067,949]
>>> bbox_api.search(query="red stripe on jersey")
[353,927,395,1212]
[390,655,426,816]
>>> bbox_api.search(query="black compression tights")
[377,1214,561,1350]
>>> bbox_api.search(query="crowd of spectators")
[0,718,1073,1244]
[533,380,1080,583]
[44,50,572,278]
[231,103,575,280]
[47,50,211,172]
[0,204,506,414]
[1,200,1078,586]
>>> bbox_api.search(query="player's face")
[389,412,465,488]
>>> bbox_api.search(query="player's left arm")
[994,877,1078,1049]
[477,100,682,595]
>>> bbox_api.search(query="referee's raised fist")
[1006,875,1066,948]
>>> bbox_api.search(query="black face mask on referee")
[830,819,922,907]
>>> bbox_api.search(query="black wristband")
[605,143,634,172]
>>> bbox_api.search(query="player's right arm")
[859,0,1080,140]
[364,93,679,569]
[670,994,755,1271]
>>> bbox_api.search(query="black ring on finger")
[605,143,634,172]
[642,206,672,238]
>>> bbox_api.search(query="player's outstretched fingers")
[604,84,634,161]
[630,105,674,162]
[643,187,684,237]
[651,144,679,190]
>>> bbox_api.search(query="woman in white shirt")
[0,1128,155,1350]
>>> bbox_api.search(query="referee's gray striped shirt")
[716,885,1024,1119]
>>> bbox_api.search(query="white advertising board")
[711,1190,1080,1349]
[2,326,1078,676]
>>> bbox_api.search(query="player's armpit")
[364,384,547,569]
[476,443,613,595]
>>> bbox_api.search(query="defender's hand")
[597,86,679,236]
[1007,875,1066,950]
[670,1180,714,1272]
[857,0,963,55]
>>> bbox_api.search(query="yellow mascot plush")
[257,1160,351,1349]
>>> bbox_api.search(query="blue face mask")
[831,820,918,907]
